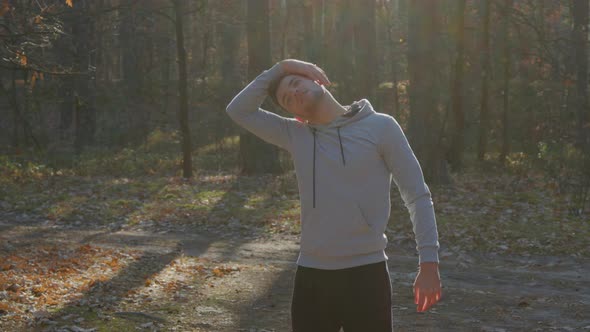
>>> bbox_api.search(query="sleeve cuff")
[418,246,439,264]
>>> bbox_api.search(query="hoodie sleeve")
[225,62,295,152]
[377,115,440,264]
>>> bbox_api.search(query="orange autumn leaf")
[16,52,27,66]
[30,72,37,89]
[32,285,45,296]
[44,295,59,305]
[211,265,240,278]
[0,0,9,17]
[0,302,12,312]
[164,281,180,292]
[212,267,225,277]
[78,244,94,253]
[106,257,119,268]
[65,0,73,7]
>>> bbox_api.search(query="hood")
[306,99,376,208]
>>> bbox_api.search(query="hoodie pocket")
[300,199,376,256]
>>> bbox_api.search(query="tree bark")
[70,0,96,154]
[449,0,466,172]
[407,0,449,184]
[351,0,376,103]
[499,0,513,164]
[573,0,590,148]
[173,0,193,178]
[477,0,491,162]
[243,0,282,174]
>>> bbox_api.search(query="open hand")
[278,59,331,86]
[413,262,442,312]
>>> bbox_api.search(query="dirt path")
[1,216,589,332]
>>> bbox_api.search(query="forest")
[1,0,589,331]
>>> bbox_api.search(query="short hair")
[267,72,289,111]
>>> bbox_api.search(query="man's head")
[268,74,326,123]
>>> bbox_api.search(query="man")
[226,59,442,331]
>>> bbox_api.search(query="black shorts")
[290,260,393,332]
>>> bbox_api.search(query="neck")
[308,88,347,125]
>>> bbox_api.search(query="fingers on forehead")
[278,74,310,93]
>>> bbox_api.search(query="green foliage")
[536,140,590,216]
[504,151,533,174]
[378,82,395,89]
[143,128,181,153]
[72,146,177,177]
[536,140,572,189]
[0,155,59,182]
[0,129,245,182]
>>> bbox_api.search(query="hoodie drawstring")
[308,102,365,209]
[311,127,347,209]
[337,126,346,166]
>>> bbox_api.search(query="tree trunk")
[499,0,513,163]
[383,0,400,117]
[11,69,20,149]
[70,0,96,154]
[337,0,354,103]
[219,0,243,152]
[303,0,314,62]
[477,0,491,162]
[351,0,376,102]
[573,0,590,148]
[407,0,449,184]
[307,0,324,66]
[173,0,193,178]
[120,0,152,143]
[280,0,292,60]
[449,0,466,172]
[243,0,282,174]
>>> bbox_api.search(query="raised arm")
[225,59,331,152]
[377,115,440,265]
[225,62,295,151]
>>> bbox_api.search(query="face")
[275,74,325,121]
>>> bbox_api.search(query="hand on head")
[279,59,331,86]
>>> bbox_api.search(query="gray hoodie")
[226,62,440,270]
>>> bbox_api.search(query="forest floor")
[1,157,590,331]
